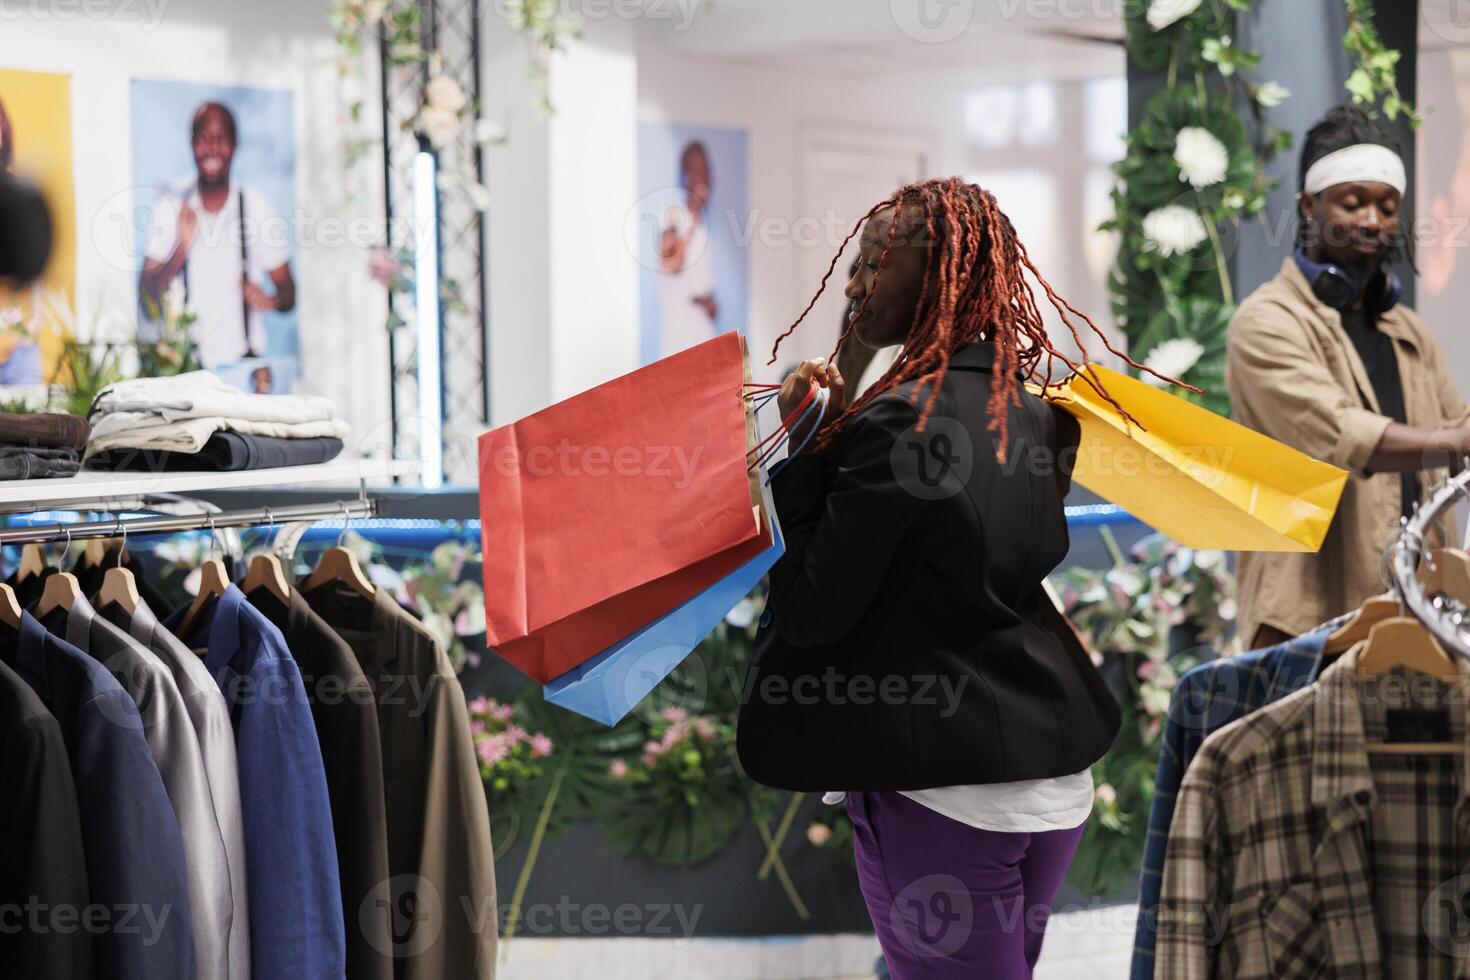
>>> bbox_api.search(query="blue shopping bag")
[543,474,784,725]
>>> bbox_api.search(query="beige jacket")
[1225,257,1470,640]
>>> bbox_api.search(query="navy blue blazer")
[1,611,196,980]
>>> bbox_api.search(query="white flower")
[419,105,461,148]
[1142,337,1206,385]
[163,277,187,325]
[424,75,466,113]
[475,118,508,146]
[1254,81,1290,108]
[0,307,22,329]
[1146,0,1202,31]
[1174,127,1228,189]
[1142,205,1208,256]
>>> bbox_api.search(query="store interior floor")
[497,904,1136,978]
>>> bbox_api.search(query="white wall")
[0,0,390,455]
[1416,45,1470,401]
[635,43,1126,386]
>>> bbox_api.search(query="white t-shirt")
[823,769,1095,834]
[656,203,718,356]
[144,181,290,370]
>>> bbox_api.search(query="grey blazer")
[59,595,239,980]
[103,597,253,980]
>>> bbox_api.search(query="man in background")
[1227,105,1470,648]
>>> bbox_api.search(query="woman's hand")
[777,358,847,452]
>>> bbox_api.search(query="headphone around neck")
[1293,247,1403,314]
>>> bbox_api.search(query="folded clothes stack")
[0,411,89,479]
[83,371,348,472]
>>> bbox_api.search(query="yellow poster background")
[0,68,75,385]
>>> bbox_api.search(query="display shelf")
[0,458,419,513]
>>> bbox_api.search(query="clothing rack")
[0,494,378,546]
[1388,466,1470,659]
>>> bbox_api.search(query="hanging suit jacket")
[0,655,93,978]
[51,593,236,980]
[105,596,251,980]
[0,611,196,980]
[304,585,498,980]
[248,585,393,980]
[169,585,346,980]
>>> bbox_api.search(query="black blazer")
[736,341,1120,791]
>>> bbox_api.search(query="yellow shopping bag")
[1034,365,1348,553]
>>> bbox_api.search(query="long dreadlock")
[770,177,1193,460]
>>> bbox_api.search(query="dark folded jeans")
[0,446,80,480]
[86,432,343,472]
[0,412,90,450]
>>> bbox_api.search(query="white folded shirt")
[89,371,337,427]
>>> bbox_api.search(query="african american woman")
[736,177,1178,979]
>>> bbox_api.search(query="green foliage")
[1342,0,1421,126]
[1052,530,1240,896]
[51,340,123,419]
[1107,3,1285,410]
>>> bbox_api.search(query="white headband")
[1303,143,1407,196]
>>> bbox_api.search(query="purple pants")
[847,790,1085,980]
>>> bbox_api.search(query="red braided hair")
[770,177,1195,460]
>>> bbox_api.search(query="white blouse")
[823,767,1095,834]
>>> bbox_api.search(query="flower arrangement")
[1107,1,1415,417]
[1052,529,1239,895]
[138,279,202,378]
[470,696,555,792]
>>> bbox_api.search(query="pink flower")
[693,718,716,743]
[468,697,489,715]
[609,759,629,778]
[806,823,832,846]
[640,752,657,767]
[529,733,553,758]
[1095,783,1117,806]
[643,740,663,759]
[469,719,487,736]
[489,701,516,722]
[476,734,510,767]
[661,706,688,725]
[660,721,690,749]
[368,249,401,288]
[505,724,528,744]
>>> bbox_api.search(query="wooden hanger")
[97,566,140,616]
[300,546,375,600]
[1358,617,1464,755]
[82,537,118,569]
[1324,594,1402,655]
[0,582,21,629]
[242,553,290,605]
[1418,548,1470,605]
[176,559,230,640]
[35,571,81,620]
[16,543,47,582]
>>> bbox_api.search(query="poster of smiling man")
[131,78,299,391]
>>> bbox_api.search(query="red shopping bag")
[479,331,770,682]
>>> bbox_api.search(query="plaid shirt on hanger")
[1131,616,1350,980]
[1157,645,1470,979]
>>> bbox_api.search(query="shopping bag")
[479,331,770,683]
[543,474,784,726]
[1035,364,1348,552]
